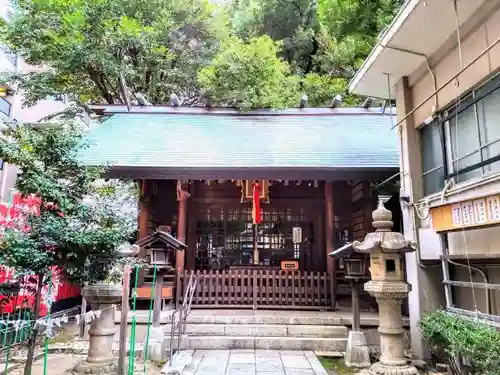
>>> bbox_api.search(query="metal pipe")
[381,45,438,112]
[439,233,453,308]
[447,259,490,315]
[391,35,500,129]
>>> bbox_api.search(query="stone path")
[183,349,329,375]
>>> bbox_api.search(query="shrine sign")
[431,194,500,232]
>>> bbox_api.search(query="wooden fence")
[176,270,335,310]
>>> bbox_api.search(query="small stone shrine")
[352,198,418,375]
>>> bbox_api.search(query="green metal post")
[127,266,140,375]
[142,265,157,373]
[43,273,52,375]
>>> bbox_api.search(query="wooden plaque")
[281,260,299,271]
[431,194,500,232]
[240,180,270,203]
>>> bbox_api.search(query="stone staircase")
[163,310,358,352]
[113,310,408,354]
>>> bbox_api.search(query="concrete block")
[181,336,255,350]
[226,363,255,375]
[286,325,348,338]
[160,350,193,374]
[228,353,255,364]
[225,324,287,337]
[255,338,303,351]
[255,349,282,358]
[184,324,225,336]
[311,338,347,352]
[285,369,314,375]
[147,326,167,362]
[173,335,347,351]
[255,357,283,372]
[344,331,370,369]
[306,355,329,375]
[281,355,311,369]
[186,315,345,326]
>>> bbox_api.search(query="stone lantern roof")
[353,199,417,254]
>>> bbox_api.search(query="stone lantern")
[330,244,370,369]
[135,230,186,362]
[352,199,418,375]
[136,230,187,325]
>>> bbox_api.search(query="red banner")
[252,182,262,225]
[0,192,80,316]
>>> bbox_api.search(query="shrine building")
[79,105,399,310]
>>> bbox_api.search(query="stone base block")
[146,326,167,362]
[72,360,117,375]
[368,362,419,375]
[345,331,370,369]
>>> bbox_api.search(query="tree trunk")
[24,273,44,375]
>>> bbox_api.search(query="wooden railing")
[176,270,335,310]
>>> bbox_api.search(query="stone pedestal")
[365,281,417,375]
[73,284,122,375]
[345,331,371,369]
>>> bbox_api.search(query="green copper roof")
[79,112,398,173]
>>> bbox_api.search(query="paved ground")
[5,353,163,375]
[183,349,329,375]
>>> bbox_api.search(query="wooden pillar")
[176,193,187,273]
[138,180,149,240]
[138,180,149,286]
[325,181,336,309]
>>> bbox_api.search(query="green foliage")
[0,0,401,109]
[198,36,299,110]
[0,0,226,106]
[420,310,500,375]
[301,73,351,107]
[0,121,136,284]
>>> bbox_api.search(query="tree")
[198,36,300,110]
[0,0,402,109]
[0,0,228,106]
[226,0,402,105]
[0,120,135,374]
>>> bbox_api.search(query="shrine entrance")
[176,180,332,309]
[193,203,316,272]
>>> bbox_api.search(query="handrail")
[168,271,197,365]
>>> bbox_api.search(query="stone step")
[165,335,347,351]
[185,314,345,326]
[115,310,407,327]
[166,324,348,338]
[184,313,396,326]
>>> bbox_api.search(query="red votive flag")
[252,182,262,225]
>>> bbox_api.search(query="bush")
[419,310,500,375]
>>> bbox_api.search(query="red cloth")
[252,182,262,225]
[0,194,81,315]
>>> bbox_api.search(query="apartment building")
[349,0,500,361]
[1,0,69,202]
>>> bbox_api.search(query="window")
[420,73,500,196]
[421,119,445,195]
[0,98,11,117]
